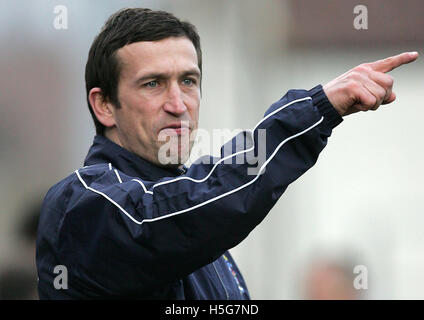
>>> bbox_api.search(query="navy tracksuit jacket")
[36,85,343,299]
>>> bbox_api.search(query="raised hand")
[323,52,419,116]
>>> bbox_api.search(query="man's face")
[110,37,201,167]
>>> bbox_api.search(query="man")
[303,255,360,300]
[36,8,418,299]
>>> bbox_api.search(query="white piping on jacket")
[75,114,324,226]
[75,169,142,225]
[150,97,312,191]
[114,169,123,184]
[131,179,153,195]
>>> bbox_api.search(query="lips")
[159,122,190,135]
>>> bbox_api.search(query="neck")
[104,127,122,148]
[103,128,184,171]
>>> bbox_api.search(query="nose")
[163,82,187,116]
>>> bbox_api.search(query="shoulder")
[42,163,113,213]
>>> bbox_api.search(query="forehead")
[117,37,199,79]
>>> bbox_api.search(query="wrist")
[308,85,343,128]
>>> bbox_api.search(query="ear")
[88,88,116,128]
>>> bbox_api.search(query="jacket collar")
[84,135,186,181]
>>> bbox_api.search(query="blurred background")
[0,0,423,299]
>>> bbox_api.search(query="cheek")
[185,93,200,120]
[114,108,147,144]
[116,107,137,131]
[118,96,154,132]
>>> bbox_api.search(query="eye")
[144,81,158,88]
[183,78,195,86]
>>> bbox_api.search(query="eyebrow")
[135,69,201,85]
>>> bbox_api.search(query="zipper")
[212,260,229,300]
[222,254,244,299]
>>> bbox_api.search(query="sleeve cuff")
[308,85,343,129]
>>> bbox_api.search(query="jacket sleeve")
[59,85,343,296]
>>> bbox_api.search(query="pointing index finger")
[368,52,419,73]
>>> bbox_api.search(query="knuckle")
[367,95,377,107]
[355,64,370,73]
[386,57,394,64]
[350,71,361,79]
[386,75,394,86]
[347,79,361,91]
[345,80,361,101]
[377,87,387,99]
[372,102,381,110]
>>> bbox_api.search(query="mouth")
[159,122,191,135]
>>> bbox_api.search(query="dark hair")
[85,8,202,135]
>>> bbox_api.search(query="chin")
[156,137,193,167]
